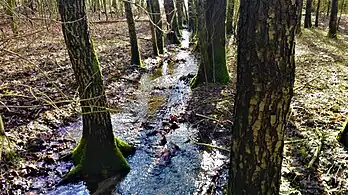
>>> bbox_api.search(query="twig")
[294,67,324,91]
[196,113,219,122]
[193,142,229,152]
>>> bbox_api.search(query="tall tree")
[188,0,197,33]
[228,0,297,194]
[152,0,164,54]
[124,1,143,66]
[315,0,321,26]
[304,0,313,28]
[296,0,304,34]
[147,0,159,56]
[176,0,186,29]
[226,0,235,35]
[328,0,338,38]
[164,0,181,44]
[58,0,133,185]
[191,0,230,87]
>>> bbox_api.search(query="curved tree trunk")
[164,0,181,44]
[328,0,338,38]
[191,0,230,87]
[58,0,132,186]
[296,0,304,34]
[304,0,313,28]
[228,0,297,194]
[226,0,234,35]
[124,1,143,66]
[315,0,321,27]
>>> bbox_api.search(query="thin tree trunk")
[304,0,313,28]
[228,0,297,193]
[191,0,230,87]
[296,0,304,34]
[327,0,331,16]
[124,1,143,66]
[58,0,132,186]
[188,0,196,33]
[177,0,185,29]
[226,0,234,35]
[146,0,159,55]
[328,0,338,38]
[315,0,321,26]
[337,0,345,30]
[152,0,164,54]
[164,0,181,44]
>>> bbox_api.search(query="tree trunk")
[58,0,132,186]
[315,0,321,26]
[226,0,234,35]
[327,0,331,16]
[328,0,338,38]
[228,0,297,194]
[152,0,164,54]
[188,0,197,34]
[191,0,230,87]
[337,0,345,30]
[124,1,143,66]
[176,0,185,29]
[164,0,181,44]
[296,0,304,34]
[304,0,313,28]
[146,0,159,56]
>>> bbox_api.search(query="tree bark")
[58,0,132,185]
[124,1,143,66]
[328,0,338,38]
[152,0,164,54]
[304,0,313,28]
[315,0,321,26]
[146,0,159,56]
[191,0,230,87]
[327,0,331,16]
[338,120,348,147]
[188,0,196,32]
[164,0,181,44]
[228,0,297,194]
[226,0,234,35]
[176,0,185,29]
[296,0,304,34]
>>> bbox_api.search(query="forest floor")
[0,14,348,194]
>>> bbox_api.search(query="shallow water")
[48,30,229,195]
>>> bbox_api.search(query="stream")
[47,30,229,195]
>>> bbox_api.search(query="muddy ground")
[0,12,348,195]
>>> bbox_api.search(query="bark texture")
[296,0,304,34]
[226,0,235,35]
[124,1,143,66]
[147,0,159,55]
[315,0,321,27]
[228,0,297,194]
[164,0,181,44]
[58,0,132,184]
[188,0,197,32]
[304,0,313,28]
[191,0,230,87]
[328,0,338,38]
[152,0,164,54]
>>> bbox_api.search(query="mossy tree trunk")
[304,0,313,28]
[226,0,234,35]
[315,0,321,26]
[146,0,159,56]
[296,0,304,34]
[6,0,17,34]
[152,0,164,54]
[228,0,297,194]
[164,0,181,44]
[191,0,230,87]
[124,1,143,66]
[328,0,338,38]
[58,0,133,185]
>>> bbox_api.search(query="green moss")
[115,137,136,157]
[72,138,85,166]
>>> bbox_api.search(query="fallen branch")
[196,113,220,122]
[193,142,229,152]
[91,19,149,24]
[307,128,324,168]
